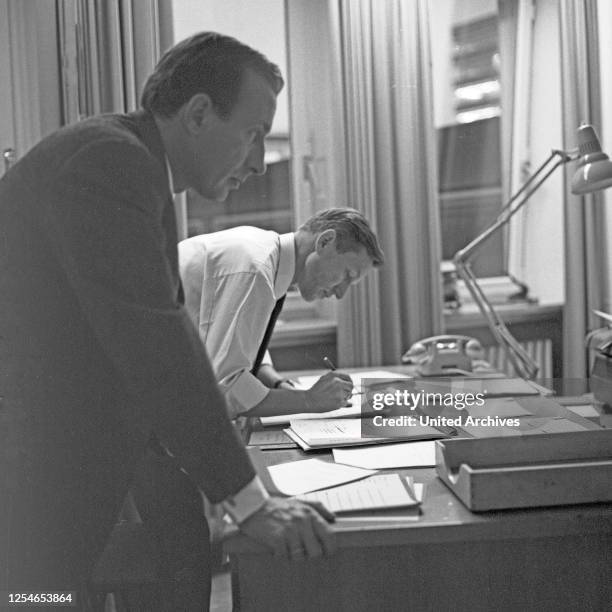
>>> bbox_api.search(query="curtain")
[498,0,519,222]
[57,0,187,238]
[57,0,161,121]
[331,0,443,367]
[501,0,533,280]
[597,0,612,314]
[559,0,608,379]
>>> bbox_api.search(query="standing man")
[179,208,385,418]
[0,32,334,609]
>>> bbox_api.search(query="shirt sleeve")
[221,475,270,524]
[198,271,275,417]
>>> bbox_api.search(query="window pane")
[429,0,504,279]
[168,0,292,238]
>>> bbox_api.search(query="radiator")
[483,338,553,379]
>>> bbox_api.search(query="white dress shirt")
[179,227,295,418]
[167,161,270,522]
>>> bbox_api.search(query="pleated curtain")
[559,0,610,380]
[331,0,443,367]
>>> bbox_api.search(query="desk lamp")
[453,125,612,379]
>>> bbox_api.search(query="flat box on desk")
[435,430,612,511]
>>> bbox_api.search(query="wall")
[597,0,612,312]
[171,0,289,136]
[516,0,564,304]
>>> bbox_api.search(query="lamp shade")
[571,124,612,194]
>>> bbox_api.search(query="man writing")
[1,32,335,609]
[179,208,384,418]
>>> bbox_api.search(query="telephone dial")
[401,335,484,376]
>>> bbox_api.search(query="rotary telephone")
[401,335,483,376]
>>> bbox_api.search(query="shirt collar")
[275,233,296,297]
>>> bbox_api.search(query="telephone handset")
[401,335,483,376]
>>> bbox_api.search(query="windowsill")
[445,301,563,329]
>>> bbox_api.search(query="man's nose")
[246,140,266,176]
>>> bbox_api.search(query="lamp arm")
[455,152,568,263]
[452,150,571,380]
[454,261,539,378]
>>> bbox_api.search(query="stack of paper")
[284,418,444,451]
[296,473,422,514]
[332,441,437,469]
[267,458,375,495]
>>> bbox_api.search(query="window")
[169,0,320,325]
[166,0,293,239]
[430,0,505,281]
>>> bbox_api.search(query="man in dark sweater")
[0,32,334,610]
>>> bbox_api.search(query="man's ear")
[314,229,337,255]
[181,93,216,134]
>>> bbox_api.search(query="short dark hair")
[141,31,284,118]
[299,208,385,267]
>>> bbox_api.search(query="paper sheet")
[462,416,590,438]
[296,370,411,390]
[565,404,600,418]
[466,398,533,418]
[248,429,297,449]
[530,418,589,434]
[260,370,411,427]
[417,377,546,397]
[267,458,375,496]
[261,405,363,427]
[296,473,420,513]
[332,441,437,469]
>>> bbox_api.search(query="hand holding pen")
[301,357,355,412]
[323,357,362,396]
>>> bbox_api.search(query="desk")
[226,367,612,611]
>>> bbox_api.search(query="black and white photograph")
[1,0,611,610]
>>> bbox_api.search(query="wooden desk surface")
[226,367,612,611]
[226,453,612,555]
[227,366,611,553]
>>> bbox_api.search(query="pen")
[323,356,336,371]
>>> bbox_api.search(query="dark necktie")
[251,295,286,376]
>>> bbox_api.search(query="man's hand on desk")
[239,497,337,560]
[305,370,354,412]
